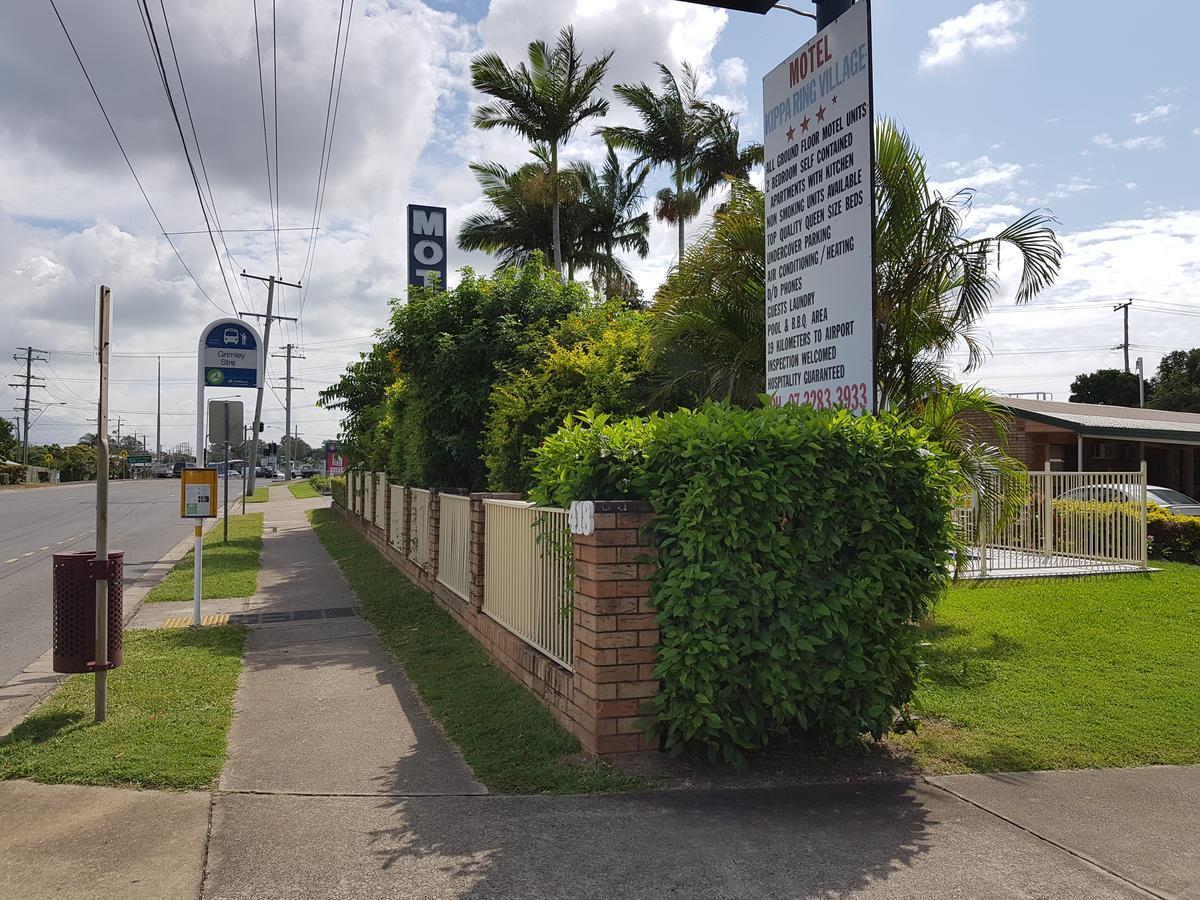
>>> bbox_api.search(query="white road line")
[38,546,49,551]
[22,552,35,557]
[4,559,17,564]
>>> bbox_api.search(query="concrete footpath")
[2,491,1197,898]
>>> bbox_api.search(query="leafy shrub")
[533,403,955,765]
[528,410,659,508]
[1148,506,1200,563]
[330,475,348,509]
[485,302,653,493]
[1050,499,1142,556]
[0,462,25,485]
[308,474,331,495]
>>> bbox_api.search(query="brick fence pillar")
[428,491,441,579]
[570,499,659,755]
[468,492,524,611]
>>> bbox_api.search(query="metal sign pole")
[194,333,206,628]
[94,286,111,723]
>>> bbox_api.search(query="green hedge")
[534,403,954,765]
[330,475,347,508]
[1148,506,1200,563]
[308,474,331,495]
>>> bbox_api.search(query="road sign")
[207,400,244,445]
[127,453,152,463]
[180,468,218,518]
[202,320,261,388]
[119,449,129,459]
[763,0,875,413]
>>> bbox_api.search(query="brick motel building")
[975,396,1200,496]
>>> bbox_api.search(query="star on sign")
[831,95,838,105]
[786,125,795,142]
[800,115,811,132]
[816,105,826,123]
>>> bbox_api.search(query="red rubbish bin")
[52,551,124,674]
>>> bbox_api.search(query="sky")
[2,0,1199,454]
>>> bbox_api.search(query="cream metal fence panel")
[363,472,374,521]
[436,494,471,600]
[952,465,1148,576]
[389,485,406,551]
[373,473,389,529]
[409,488,431,568]
[482,499,573,669]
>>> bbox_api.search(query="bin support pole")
[94,286,111,724]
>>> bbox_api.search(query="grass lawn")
[288,481,320,499]
[309,508,644,794]
[244,487,270,503]
[146,513,264,602]
[0,626,246,790]
[895,563,1200,773]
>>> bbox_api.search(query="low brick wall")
[335,486,659,756]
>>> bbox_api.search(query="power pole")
[239,271,300,496]
[1114,300,1132,373]
[11,346,49,468]
[156,355,161,459]
[271,343,305,478]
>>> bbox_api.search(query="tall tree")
[0,417,16,461]
[650,178,765,407]
[470,26,612,275]
[1148,349,1200,413]
[458,147,591,277]
[1070,369,1143,406]
[604,61,734,260]
[574,145,651,302]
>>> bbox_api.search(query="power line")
[273,0,281,279]
[298,0,356,321]
[47,0,227,316]
[136,0,237,314]
[151,0,252,314]
[252,0,279,275]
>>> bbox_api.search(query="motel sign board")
[763,0,875,413]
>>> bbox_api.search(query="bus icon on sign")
[223,327,241,346]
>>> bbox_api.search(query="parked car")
[172,461,187,478]
[300,465,317,477]
[1056,483,1200,516]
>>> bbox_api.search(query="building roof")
[999,396,1200,443]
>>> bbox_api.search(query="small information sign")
[180,468,218,519]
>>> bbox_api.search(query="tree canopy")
[1069,369,1143,406]
[1148,349,1200,413]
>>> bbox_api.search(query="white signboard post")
[763,0,875,413]
[190,319,263,625]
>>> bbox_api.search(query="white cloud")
[0,0,742,448]
[1093,133,1166,151]
[1048,177,1097,200]
[933,155,1023,195]
[1132,103,1176,125]
[1125,182,1138,190]
[919,1,1028,72]
[952,211,1200,400]
[1193,127,1200,136]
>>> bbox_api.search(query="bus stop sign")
[202,321,260,388]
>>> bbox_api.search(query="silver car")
[1057,483,1200,516]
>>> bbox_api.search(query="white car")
[1057,483,1200,516]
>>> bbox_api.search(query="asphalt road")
[0,478,243,686]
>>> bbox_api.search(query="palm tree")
[574,145,651,302]
[650,178,765,407]
[601,63,729,263]
[874,119,1062,409]
[695,112,763,198]
[470,27,612,275]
